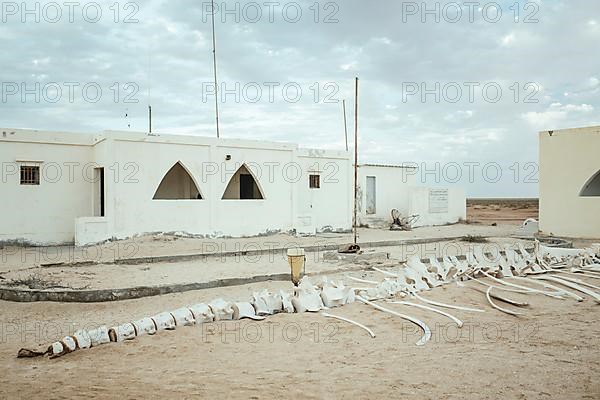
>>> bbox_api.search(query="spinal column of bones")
[28,242,600,358]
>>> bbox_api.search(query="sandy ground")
[0,224,518,271]
[1,237,533,291]
[468,198,539,225]
[2,216,598,398]
[1,272,599,399]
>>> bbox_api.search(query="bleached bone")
[413,292,485,313]
[109,323,136,342]
[371,267,420,294]
[466,251,478,268]
[280,290,295,313]
[474,247,501,271]
[511,277,582,302]
[568,270,600,280]
[534,276,600,303]
[73,329,91,349]
[132,318,157,336]
[233,302,265,320]
[442,256,458,280]
[357,297,431,346]
[48,342,65,359]
[405,257,438,289]
[458,280,529,306]
[518,243,544,273]
[62,336,77,352]
[427,257,444,279]
[518,243,536,263]
[252,290,283,315]
[346,275,379,285]
[505,248,527,275]
[88,326,111,346]
[556,275,600,291]
[292,278,324,313]
[467,275,532,294]
[485,287,524,316]
[152,312,176,331]
[170,308,195,326]
[320,281,355,308]
[450,256,470,277]
[321,312,375,338]
[189,303,215,323]
[538,245,589,259]
[376,279,403,298]
[371,266,400,278]
[411,257,444,288]
[209,299,235,320]
[389,301,463,327]
[479,271,563,298]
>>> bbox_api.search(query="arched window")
[580,170,600,197]
[153,162,203,200]
[222,164,265,200]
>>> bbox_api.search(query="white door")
[366,176,376,215]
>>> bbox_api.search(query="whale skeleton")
[19,241,599,359]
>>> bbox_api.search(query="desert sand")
[1,218,598,399]
[1,270,599,399]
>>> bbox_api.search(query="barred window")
[20,166,40,185]
[309,174,320,189]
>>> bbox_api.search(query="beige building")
[539,125,600,238]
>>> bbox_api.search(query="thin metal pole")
[353,78,359,245]
[210,0,220,138]
[148,105,152,134]
[343,99,348,152]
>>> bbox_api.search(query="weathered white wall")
[2,129,467,245]
[0,129,95,245]
[104,134,352,239]
[408,187,466,227]
[357,164,416,225]
[539,126,600,238]
[295,150,353,234]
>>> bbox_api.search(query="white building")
[539,125,600,239]
[1,128,465,246]
[357,164,465,228]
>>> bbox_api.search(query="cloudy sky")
[1,0,598,197]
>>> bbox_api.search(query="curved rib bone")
[459,281,529,307]
[346,275,379,285]
[389,301,463,327]
[555,275,600,291]
[486,287,524,316]
[321,312,376,338]
[413,293,485,313]
[467,275,533,294]
[357,297,431,346]
[510,277,582,302]
[371,266,400,278]
[534,276,600,303]
[480,271,563,298]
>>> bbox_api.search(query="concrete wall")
[355,164,465,228]
[1,128,468,245]
[357,165,416,224]
[408,187,466,227]
[1,129,353,245]
[0,129,95,245]
[539,126,600,239]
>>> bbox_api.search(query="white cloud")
[521,103,594,130]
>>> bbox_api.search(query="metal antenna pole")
[210,0,221,138]
[343,99,349,152]
[353,78,359,245]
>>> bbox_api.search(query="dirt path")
[1,273,598,399]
